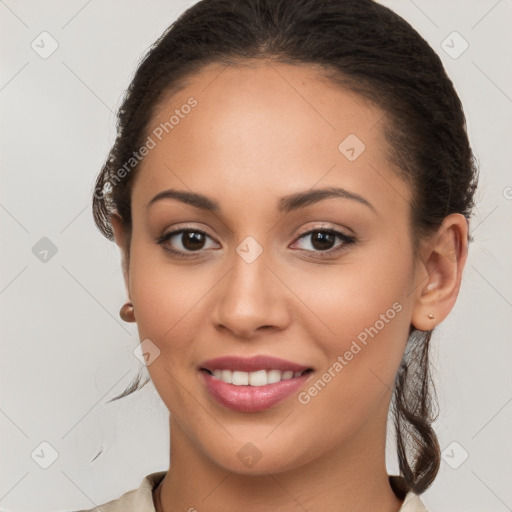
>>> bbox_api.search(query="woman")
[81,0,478,510]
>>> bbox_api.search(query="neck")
[155,414,404,512]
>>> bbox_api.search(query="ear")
[411,213,469,331]
[110,212,131,298]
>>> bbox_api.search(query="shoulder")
[389,475,430,512]
[72,470,167,512]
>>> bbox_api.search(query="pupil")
[183,231,204,250]
[312,231,334,250]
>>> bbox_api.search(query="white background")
[1,1,511,511]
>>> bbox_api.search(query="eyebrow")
[146,186,375,214]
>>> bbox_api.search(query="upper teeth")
[210,369,305,386]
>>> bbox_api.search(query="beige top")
[74,471,428,512]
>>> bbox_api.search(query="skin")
[110,60,468,512]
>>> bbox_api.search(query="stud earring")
[426,282,438,292]
[428,313,435,320]
[119,301,135,322]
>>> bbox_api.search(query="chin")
[200,435,316,476]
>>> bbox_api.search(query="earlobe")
[411,214,469,331]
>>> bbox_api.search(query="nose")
[211,251,291,340]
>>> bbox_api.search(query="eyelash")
[155,226,356,259]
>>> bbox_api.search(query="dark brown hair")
[93,0,478,495]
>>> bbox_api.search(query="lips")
[199,355,314,412]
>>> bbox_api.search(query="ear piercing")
[119,301,135,322]
[426,283,437,320]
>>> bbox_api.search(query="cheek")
[289,244,414,401]
[128,244,209,409]
[291,244,413,340]
[129,243,180,337]
[128,240,219,362]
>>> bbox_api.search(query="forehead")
[131,61,410,219]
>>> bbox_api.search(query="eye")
[156,228,219,257]
[291,227,356,256]
[156,225,356,259]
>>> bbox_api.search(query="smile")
[199,355,314,412]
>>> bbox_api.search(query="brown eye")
[156,228,219,257]
[309,231,336,251]
[292,228,356,256]
[181,231,206,250]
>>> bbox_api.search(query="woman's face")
[122,61,424,473]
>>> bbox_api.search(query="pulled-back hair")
[93,0,478,495]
